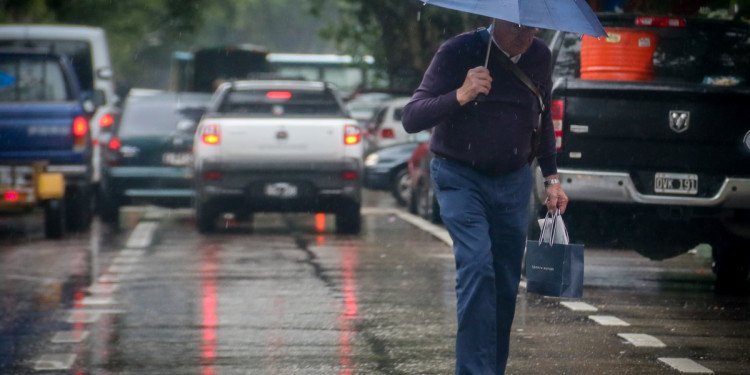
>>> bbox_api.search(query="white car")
[193,80,364,234]
[365,96,412,150]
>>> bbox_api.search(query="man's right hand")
[456,66,492,106]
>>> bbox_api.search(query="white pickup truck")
[193,80,364,233]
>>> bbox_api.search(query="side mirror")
[82,99,96,114]
[92,89,106,107]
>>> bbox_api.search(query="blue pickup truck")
[0,49,95,238]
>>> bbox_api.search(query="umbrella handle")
[474,34,493,103]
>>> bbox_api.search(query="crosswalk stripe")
[617,333,666,348]
[658,358,714,374]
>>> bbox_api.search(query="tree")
[309,0,485,91]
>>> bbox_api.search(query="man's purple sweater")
[402,29,558,177]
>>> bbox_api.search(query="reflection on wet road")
[0,195,748,374]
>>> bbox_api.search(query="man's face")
[492,19,538,56]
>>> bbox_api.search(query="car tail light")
[636,16,685,27]
[344,124,361,145]
[72,116,88,149]
[203,171,222,180]
[551,100,564,150]
[108,137,121,150]
[4,190,19,202]
[99,113,114,128]
[266,91,292,100]
[201,124,220,145]
[342,171,358,180]
[380,128,395,138]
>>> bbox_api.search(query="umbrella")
[421,0,607,38]
[422,0,607,68]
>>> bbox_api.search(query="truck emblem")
[669,110,690,133]
[276,130,288,140]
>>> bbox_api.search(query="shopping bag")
[537,211,569,244]
[525,210,584,298]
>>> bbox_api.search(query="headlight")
[364,153,379,167]
[744,130,750,151]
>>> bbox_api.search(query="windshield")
[553,24,750,85]
[217,87,346,117]
[118,98,207,136]
[0,57,69,102]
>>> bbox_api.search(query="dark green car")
[100,91,211,226]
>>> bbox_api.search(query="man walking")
[402,18,568,375]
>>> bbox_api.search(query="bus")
[170,44,272,93]
[171,46,385,97]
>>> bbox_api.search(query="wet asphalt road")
[1,191,748,375]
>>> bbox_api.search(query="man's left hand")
[545,183,568,214]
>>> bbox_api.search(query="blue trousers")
[431,157,531,375]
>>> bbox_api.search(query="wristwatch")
[544,178,560,187]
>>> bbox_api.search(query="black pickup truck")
[531,14,750,290]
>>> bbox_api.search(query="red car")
[407,140,441,224]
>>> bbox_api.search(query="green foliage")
[309,0,486,91]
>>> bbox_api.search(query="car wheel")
[391,167,411,206]
[44,199,66,239]
[335,201,361,234]
[712,234,750,294]
[196,200,217,234]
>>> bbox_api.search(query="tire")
[195,200,217,234]
[712,234,750,294]
[390,167,411,207]
[417,181,441,224]
[335,201,361,234]
[65,184,93,232]
[44,199,66,239]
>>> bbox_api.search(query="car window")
[118,100,205,136]
[0,40,94,92]
[0,57,69,102]
[393,106,404,121]
[553,24,750,85]
[217,88,345,117]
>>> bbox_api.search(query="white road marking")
[394,211,453,247]
[33,354,76,371]
[97,273,120,283]
[125,221,159,249]
[120,249,146,257]
[658,358,714,374]
[560,301,598,312]
[112,255,141,264]
[66,311,101,324]
[82,296,116,306]
[107,264,134,274]
[51,331,89,344]
[87,283,118,295]
[618,333,666,348]
[589,315,630,326]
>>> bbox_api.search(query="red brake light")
[108,137,121,150]
[201,124,220,145]
[73,116,88,137]
[99,113,114,128]
[4,191,19,202]
[380,128,395,138]
[203,171,222,180]
[551,100,564,150]
[635,16,685,27]
[266,91,292,100]
[344,124,361,145]
[342,171,358,180]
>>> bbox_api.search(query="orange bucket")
[580,28,658,81]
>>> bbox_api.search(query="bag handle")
[538,209,568,246]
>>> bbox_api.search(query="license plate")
[654,173,698,195]
[264,182,298,198]
[162,152,193,166]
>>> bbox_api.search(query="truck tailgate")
[218,117,350,160]
[0,103,80,152]
[557,80,750,177]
